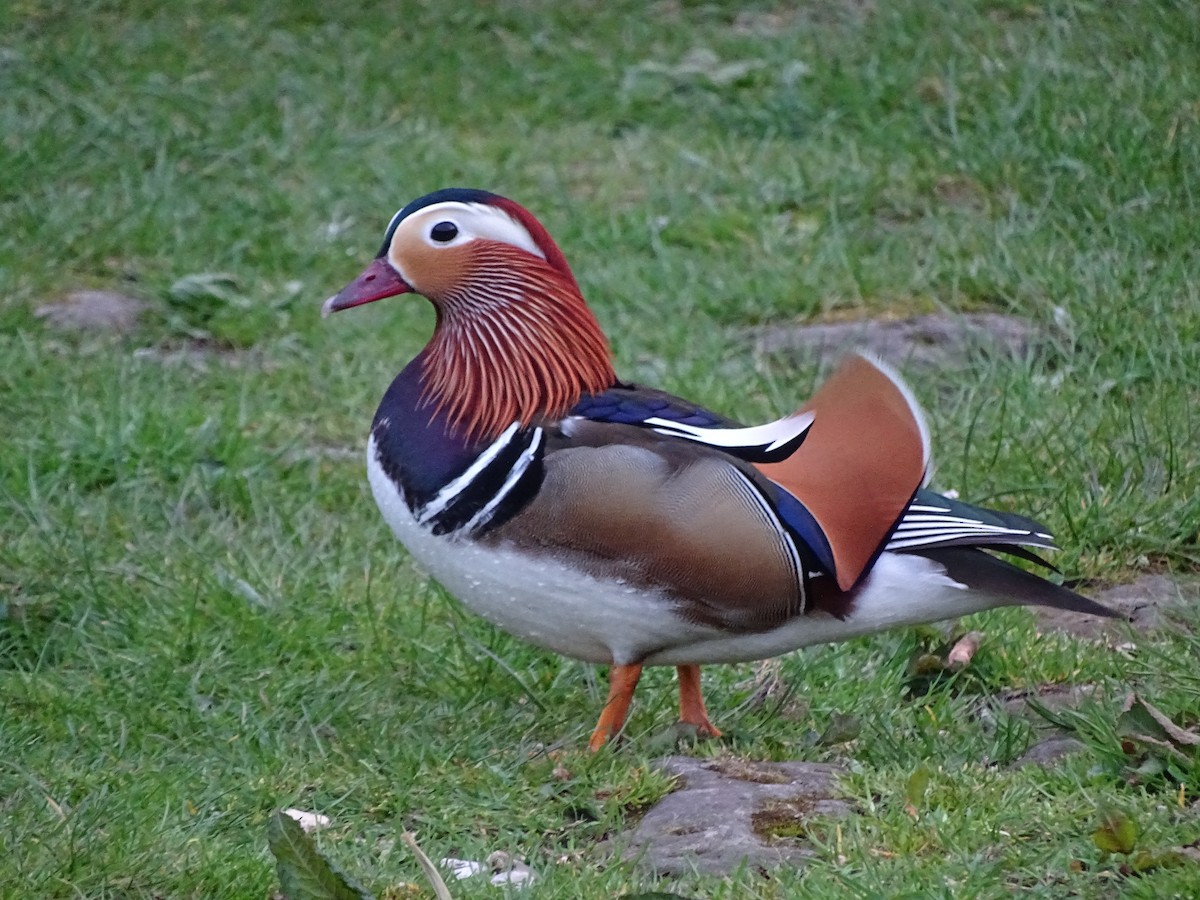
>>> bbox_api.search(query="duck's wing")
[483,419,812,634]
[579,356,929,592]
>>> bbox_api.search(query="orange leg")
[588,663,643,751]
[676,664,722,737]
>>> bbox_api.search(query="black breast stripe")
[412,425,545,536]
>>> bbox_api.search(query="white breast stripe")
[646,411,815,455]
[416,422,520,525]
[460,428,545,534]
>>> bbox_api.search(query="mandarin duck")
[323,188,1113,751]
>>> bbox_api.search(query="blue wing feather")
[571,384,740,429]
[770,486,837,576]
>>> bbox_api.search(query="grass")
[2,0,1199,896]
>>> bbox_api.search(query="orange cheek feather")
[389,231,478,301]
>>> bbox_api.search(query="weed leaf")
[267,810,372,900]
[817,712,861,745]
[1091,809,1138,855]
[904,765,932,817]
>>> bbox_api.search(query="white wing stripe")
[898,513,1024,525]
[890,525,1032,540]
[894,521,1033,535]
[645,411,815,454]
[889,536,962,550]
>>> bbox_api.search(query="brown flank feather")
[755,356,928,591]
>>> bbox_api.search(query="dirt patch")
[729,0,876,31]
[750,312,1047,371]
[751,797,820,843]
[620,756,849,875]
[707,758,796,785]
[994,683,1100,721]
[35,290,146,333]
[132,339,260,372]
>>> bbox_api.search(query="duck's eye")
[430,221,459,243]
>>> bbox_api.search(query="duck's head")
[324,188,615,440]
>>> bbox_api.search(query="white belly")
[366,437,988,667]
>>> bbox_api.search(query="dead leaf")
[401,833,453,900]
[947,631,984,669]
[1116,694,1199,785]
[1118,694,1200,748]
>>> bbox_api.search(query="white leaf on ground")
[282,808,330,832]
[441,857,485,880]
[490,865,537,887]
[488,851,538,888]
[441,851,538,889]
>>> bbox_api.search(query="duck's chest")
[366,433,699,665]
[365,365,701,664]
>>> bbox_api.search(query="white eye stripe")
[406,201,546,259]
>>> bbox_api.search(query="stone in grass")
[622,756,850,876]
[34,290,146,333]
[1008,736,1089,769]
[989,683,1100,732]
[751,313,1046,371]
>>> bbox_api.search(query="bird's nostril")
[365,273,376,283]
